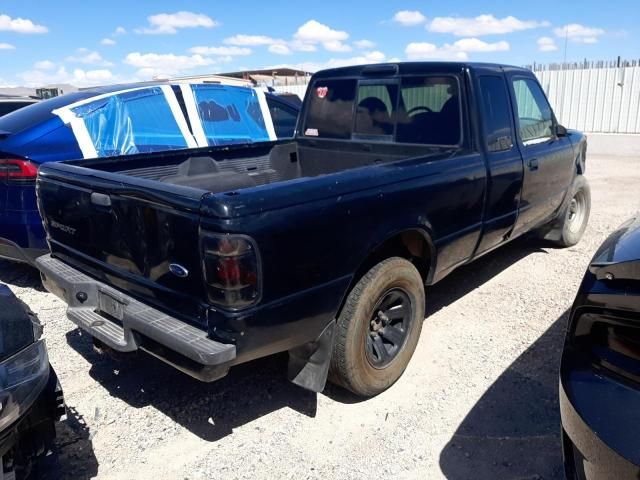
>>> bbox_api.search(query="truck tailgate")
[36,162,209,325]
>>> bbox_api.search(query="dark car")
[0,284,65,478]
[0,83,299,264]
[0,97,39,117]
[561,216,640,478]
[36,62,590,397]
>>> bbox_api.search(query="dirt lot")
[2,154,639,479]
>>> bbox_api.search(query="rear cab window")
[303,75,462,146]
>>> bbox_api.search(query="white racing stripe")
[159,85,197,149]
[254,88,277,141]
[179,84,208,148]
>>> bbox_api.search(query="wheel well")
[354,230,433,286]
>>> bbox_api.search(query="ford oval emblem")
[169,263,189,278]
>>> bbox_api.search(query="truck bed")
[68,139,430,195]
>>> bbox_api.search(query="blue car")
[0,83,299,263]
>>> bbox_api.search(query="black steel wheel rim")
[365,288,413,369]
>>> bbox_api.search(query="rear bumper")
[0,237,47,264]
[0,209,47,263]
[36,254,236,382]
[560,370,640,478]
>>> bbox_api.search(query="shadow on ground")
[0,260,44,290]
[61,235,548,444]
[439,310,569,479]
[65,328,317,443]
[37,406,99,480]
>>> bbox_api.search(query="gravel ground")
[2,154,639,480]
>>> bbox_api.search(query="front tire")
[552,175,591,247]
[329,257,425,397]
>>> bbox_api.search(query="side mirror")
[556,124,568,137]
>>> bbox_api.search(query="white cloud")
[189,46,252,56]
[114,26,126,35]
[0,14,47,34]
[293,20,350,52]
[405,38,509,61]
[269,44,292,55]
[537,36,558,52]
[292,50,387,73]
[406,42,468,61]
[136,11,219,35]
[0,42,15,50]
[19,66,115,87]
[354,39,375,49]
[451,38,510,52]
[393,10,427,27]
[324,40,352,52]
[224,34,280,46]
[34,60,56,70]
[553,24,605,44]
[124,52,215,78]
[101,38,116,46]
[66,48,113,66]
[428,14,549,36]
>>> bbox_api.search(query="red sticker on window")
[316,87,328,99]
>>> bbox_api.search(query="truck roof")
[312,61,532,79]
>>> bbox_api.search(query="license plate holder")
[98,291,125,321]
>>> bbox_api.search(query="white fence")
[273,60,640,134]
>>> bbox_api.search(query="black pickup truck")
[35,62,590,397]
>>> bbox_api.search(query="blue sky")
[0,0,638,87]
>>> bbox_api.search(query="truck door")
[507,75,575,233]
[474,74,524,255]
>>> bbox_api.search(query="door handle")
[528,158,539,171]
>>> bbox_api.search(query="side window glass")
[478,76,513,152]
[191,85,269,146]
[396,76,461,145]
[354,83,398,138]
[303,79,356,139]
[267,98,298,138]
[512,78,554,144]
[71,87,189,157]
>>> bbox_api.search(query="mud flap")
[287,321,336,393]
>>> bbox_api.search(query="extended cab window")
[396,76,461,145]
[304,79,356,139]
[512,78,554,145]
[479,76,513,152]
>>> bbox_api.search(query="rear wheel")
[329,257,425,397]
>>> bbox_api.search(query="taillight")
[0,159,38,181]
[201,233,261,310]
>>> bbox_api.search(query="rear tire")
[329,257,425,397]
[550,175,591,247]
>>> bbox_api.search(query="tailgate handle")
[91,192,112,208]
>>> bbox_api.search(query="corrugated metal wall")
[273,61,640,134]
[535,65,640,133]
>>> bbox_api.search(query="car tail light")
[0,159,38,181]
[201,233,261,310]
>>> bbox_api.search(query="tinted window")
[396,76,460,145]
[0,92,90,134]
[192,85,269,146]
[479,76,513,152]
[354,83,397,137]
[0,102,34,117]
[304,79,356,139]
[267,98,298,138]
[512,78,554,144]
[72,87,189,156]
